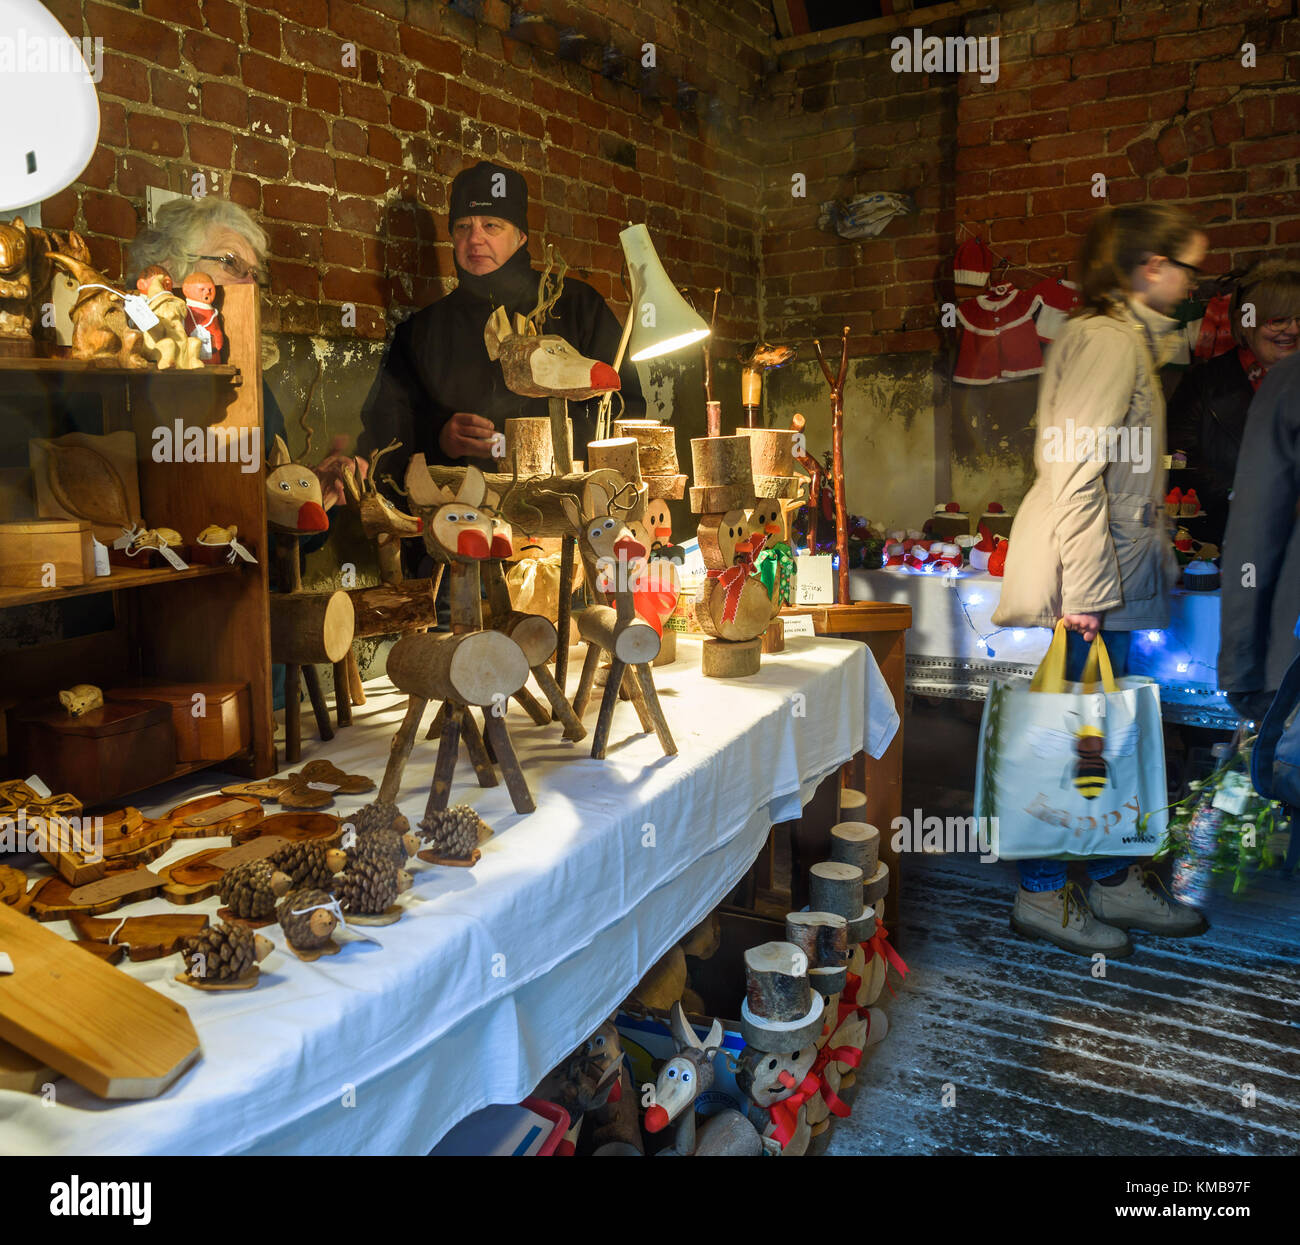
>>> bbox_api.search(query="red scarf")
[767,1071,821,1148]
[1238,345,1266,392]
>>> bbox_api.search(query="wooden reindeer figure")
[266,434,354,762]
[379,458,534,816]
[558,481,676,760]
[643,1003,765,1156]
[338,439,441,719]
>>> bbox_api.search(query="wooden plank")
[0,903,200,1099]
[0,561,238,609]
[0,356,238,379]
[773,0,988,52]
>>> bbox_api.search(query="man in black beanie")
[359,160,645,476]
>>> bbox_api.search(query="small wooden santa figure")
[182,270,225,363]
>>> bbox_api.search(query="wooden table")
[782,602,911,938]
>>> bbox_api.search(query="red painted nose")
[589,361,620,391]
[778,1069,796,1089]
[765,522,781,534]
[644,1104,669,1134]
[296,501,329,532]
[414,517,424,532]
[457,529,490,559]
[613,536,645,561]
[490,533,513,558]
[654,526,672,539]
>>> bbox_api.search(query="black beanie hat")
[448,161,529,236]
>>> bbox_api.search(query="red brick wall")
[40,0,774,346]
[758,0,1300,354]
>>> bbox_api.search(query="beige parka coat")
[991,296,1181,631]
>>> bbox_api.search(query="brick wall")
[40,0,774,349]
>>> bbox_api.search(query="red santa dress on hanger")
[954,282,1044,384]
[1028,277,1081,344]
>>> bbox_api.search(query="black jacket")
[358,252,645,479]
[1165,349,1256,547]
[1219,350,1300,696]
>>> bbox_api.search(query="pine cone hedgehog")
[349,826,419,872]
[269,840,347,890]
[218,859,290,919]
[333,858,413,915]
[276,886,338,951]
[180,921,272,982]
[348,800,410,837]
[419,804,491,860]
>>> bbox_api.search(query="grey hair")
[127,196,268,283]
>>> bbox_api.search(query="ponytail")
[1076,204,1198,319]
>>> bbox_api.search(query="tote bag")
[974,622,1168,860]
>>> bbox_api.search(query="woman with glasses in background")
[1167,260,1300,550]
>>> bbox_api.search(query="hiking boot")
[1010,881,1133,957]
[1087,865,1209,937]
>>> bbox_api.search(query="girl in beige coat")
[991,205,1210,956]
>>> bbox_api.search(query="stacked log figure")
[379,462,536,816]
[559,481,676,760]
[265,434,355,763]
[691,435,771,678]
[746,476,809,655]
[737,940,826,1155]
[613,418,688,500]
[338,438,441,721]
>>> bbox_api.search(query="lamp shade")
[619,223,709,362]
[0,0,101,211]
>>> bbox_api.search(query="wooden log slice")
[736,427,799,478]
[862,861,890,906]
[387,630,529,705]
[738,994,824,1055]
[232,812,341,848]
[808,861,865,922]
[503,611,558,666]
[161,793,263,839]
[744,941,813,1022]
[830,822,880,878]
[504,417,556,476]
[700,636,761,678]
[613,420,680,475]
[270,590,355,665]
[689,483,756,514]
[784,911,848,969]
[690,434,755,489]
[837,789,868,821]
[644,473,687,500]
[809,965,848,998]
[761,618,785,653]
[585,437,643,485]
[846,909,876,945]
[753,474,805,499]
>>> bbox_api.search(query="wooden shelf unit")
[0,283,275,787]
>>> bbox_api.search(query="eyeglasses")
[195,252,269,286]
[1165,257,1204,279]
[1263,316,1300,332]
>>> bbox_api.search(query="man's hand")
[1061,612,1102,643]
[439,411,497,460]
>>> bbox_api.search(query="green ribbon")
[755,542,796,606]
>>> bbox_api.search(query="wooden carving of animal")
[58,684,103,718]
[43,249,150,368]
[484,305,620,401]
[0,216,33,348]
[266,434,330,535]
[643,1003,764,1156]
[558,481,675,759]
[375,458,534,816]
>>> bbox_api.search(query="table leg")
[858,629,906,944]
[333,659,352,727]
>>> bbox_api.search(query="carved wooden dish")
[159,794,263,839]
[231,811,342,848]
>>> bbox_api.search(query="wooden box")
[14,701,176,809]
[0,519,94,589]
[106,682,250,763]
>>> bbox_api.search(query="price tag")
[113,524,141,551]
[0,953,13,975]
[92,536,111,576]
[228,538,258,564]
[794,554,834,604]
[306,782,341,792]
[782,614,816,638]
[122,294,159,332]
[157,543,189,570]
[24,774,53,799]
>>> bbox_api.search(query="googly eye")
[278,481,291,491]
[594,1035,606,1047]
[603,518,616,530]
[666,1068,678,1080]
[589,526,603,542]
[445,511,460,522]
[681,1070,692,1084]
[463,510,477,521]
[298,479,311,488]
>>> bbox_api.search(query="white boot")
[1011,881,1133,957]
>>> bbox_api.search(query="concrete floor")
[826,847,1300,1156]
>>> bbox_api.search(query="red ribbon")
[809,1046,854,1117]
[868,923,910,992]
[766,1071,821,1148]
[632,586,678,636]
[705,564,751,623]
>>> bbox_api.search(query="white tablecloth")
[851,567,1231,726]
[1,632,897,1155]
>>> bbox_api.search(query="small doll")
[182,270,224,363]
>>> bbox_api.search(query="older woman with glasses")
[128,195,269,290]
[1167,260,1300,548]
